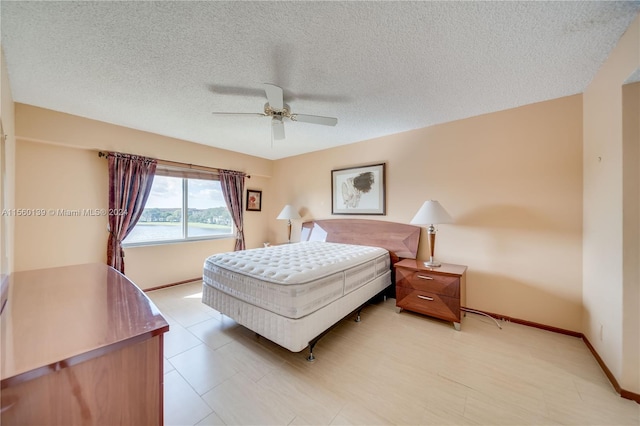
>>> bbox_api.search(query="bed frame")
[203,219,420,361]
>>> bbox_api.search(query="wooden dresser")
[394,259,467,330]
[0,263,169,425]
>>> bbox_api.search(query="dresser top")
[394,259,467,276]
[1,263,169,386]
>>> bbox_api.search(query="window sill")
[122,235,234,249]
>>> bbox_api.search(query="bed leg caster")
[395,307,402,314]
[354,306,362,322]
[306,343,316,362]
[454,322,461,331]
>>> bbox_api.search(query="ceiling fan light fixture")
[264,103,291,119]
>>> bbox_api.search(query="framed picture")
[246,189,262,211]
[331,163,386,215]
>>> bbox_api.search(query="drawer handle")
[417,275,434,280]
[417,295,434,301]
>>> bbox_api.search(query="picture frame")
[246,189,262,211]
[331,163,386,215]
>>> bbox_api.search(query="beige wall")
[622,81,640,394]
[1,47,16,277]
[583,14,640,394]
[15,141,107,270]
[273,95,584,332]
[14,104,272,289]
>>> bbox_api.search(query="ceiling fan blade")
[271,117,285,140]
[211,112,267,117]
[291,114,338,126]
[264,83,284,110]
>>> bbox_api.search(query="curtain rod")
[97,151,250,178]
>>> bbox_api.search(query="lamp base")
[425,227,442,268]
[423,258,442,268]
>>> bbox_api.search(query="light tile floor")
[148,281,640,426]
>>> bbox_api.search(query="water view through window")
[125,175,233,244]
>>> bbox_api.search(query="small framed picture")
[246,189,262,211]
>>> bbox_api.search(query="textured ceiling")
[1,1,639,160]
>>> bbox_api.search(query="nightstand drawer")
[396,287,460,322]
[396,268,460,297]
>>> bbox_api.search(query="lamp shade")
[277,204,301,220]
[410,200,452,225]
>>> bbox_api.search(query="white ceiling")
[2,1,639,160]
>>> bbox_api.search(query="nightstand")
[394,259,467,330]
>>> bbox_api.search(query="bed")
[202,219,420,360]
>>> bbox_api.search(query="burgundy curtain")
[107,153,157,273]
[219,169,246,251]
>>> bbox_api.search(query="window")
[124,171,233,245]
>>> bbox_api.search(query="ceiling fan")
[212,83,338,140]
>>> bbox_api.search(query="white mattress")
[203,241,390,319]
[202,271,391,352]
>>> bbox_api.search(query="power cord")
[461,307,503,329]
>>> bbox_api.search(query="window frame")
[122,167,234,247]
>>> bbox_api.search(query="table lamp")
[410,200,452,267]
[277,204,301,243]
